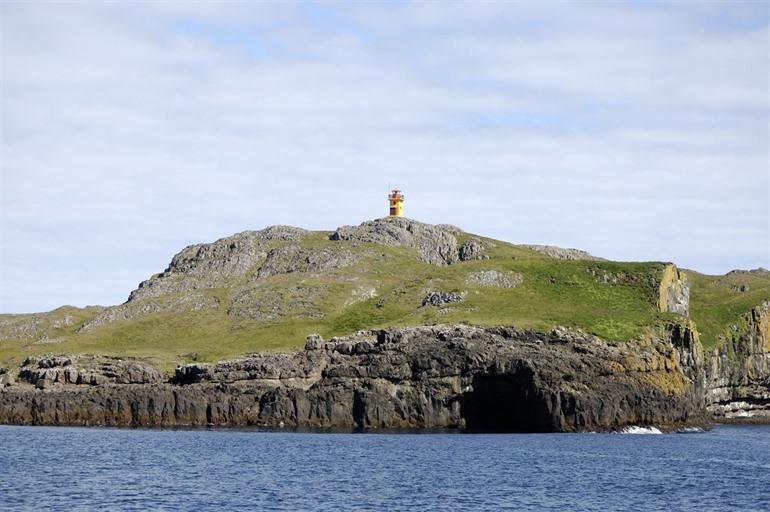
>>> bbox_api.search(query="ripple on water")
[0,425,769,511]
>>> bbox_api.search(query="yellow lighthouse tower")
[388,188,404,217]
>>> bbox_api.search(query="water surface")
[1,424,768,511]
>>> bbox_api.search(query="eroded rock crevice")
[706,301,770,422]
[0,325,708,431]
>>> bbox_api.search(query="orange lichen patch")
[756,302,770,351]
[601,361,627,374]
[638,370,688,395]
[620,352,671,373]
[658,264,689,316]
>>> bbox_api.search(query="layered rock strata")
[0,325,707,431]
[658,264,690,317]
[706,301,770,421]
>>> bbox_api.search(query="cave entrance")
[461,369,555,432]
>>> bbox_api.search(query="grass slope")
[1,230,768,373]
[687,270,770,351]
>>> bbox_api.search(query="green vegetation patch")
[687,270,770,351]
[2,227,768,372]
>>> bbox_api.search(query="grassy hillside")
[1,222,767,373]
[687,270,770,351]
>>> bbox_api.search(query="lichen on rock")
[706,301,770,421]
[18,355,162,388]
[330,217,480,265]
[458,238,487,261]
[256,244,356,279]
[422,291,465,307]
[80,292,219,331]
[80,225,358,329]
[466,270,523,288]
[658,264,690,317]
[127,226,310,303]
[523,245,603,261]
[227,283,325,321]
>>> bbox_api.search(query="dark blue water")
[1,424,768,511]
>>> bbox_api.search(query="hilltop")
[1,217,768,373]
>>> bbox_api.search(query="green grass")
[686,270,770,351]
[2,230,768,374]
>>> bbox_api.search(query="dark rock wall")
[0,325,708,431]
[706,301,770,421]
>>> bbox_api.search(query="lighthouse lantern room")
[388,188,404,217]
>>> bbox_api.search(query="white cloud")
[1,0,768,313]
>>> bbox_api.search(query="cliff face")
[658,264,690,317]
[1,220,767,431]
[706,301,770,421]
[0,325,707,431]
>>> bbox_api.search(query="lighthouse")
[388,188,404,217]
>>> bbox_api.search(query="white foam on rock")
[619,426,663,435]
[677,427,705,434]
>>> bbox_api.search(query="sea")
[1,424,768,511]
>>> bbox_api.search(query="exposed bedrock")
[706,301,770,422]
[129,226,311,301]
[17,356,162,388]
[330,217,486,265]
[80,226,356,330]
[658,264,690,317]
[0,325,708,431]
[521,245,602,261]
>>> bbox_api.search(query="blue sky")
[1,0,768,313]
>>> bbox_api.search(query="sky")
[1,0,768,314]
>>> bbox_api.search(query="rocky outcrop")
[79,292,220,330]
[330,218,484,265]
[82,219,484,330]
[256,244,356,279]
[421,292,465,307]
[227,283,326,321]
[0,325,707,431]
[467,270,523,288]
[458,238,487,261]
[0,306,103,341]
[17,356,163,388]
[727,268,770,277]
[0,369,15,387]
[523,245,602,261]
[128,226,309,302]
[80,226,359,330]
[658,264,690,317]
[706,301,770,421]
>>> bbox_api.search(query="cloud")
[1,0,768,313]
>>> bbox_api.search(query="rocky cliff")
[658,264,690,317]
[1,219,768,431]
[706,301,770,422]
[0,325,707,431]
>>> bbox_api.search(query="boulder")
[305,334,325,351]
[422,291,465,307]
[458,239,487,261]
[0,371,15,387]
